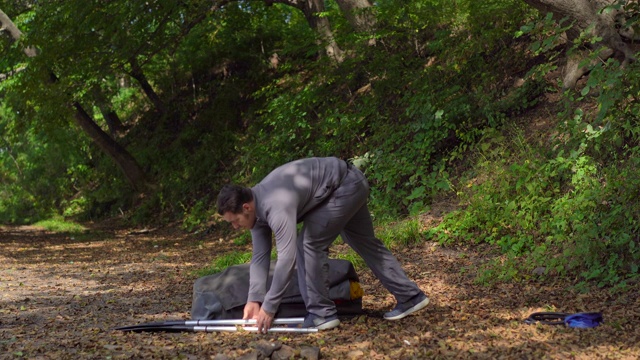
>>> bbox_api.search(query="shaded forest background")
[1,0,639,290]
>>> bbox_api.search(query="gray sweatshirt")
[248,157,348,314]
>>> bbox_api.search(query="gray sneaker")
[301,313,341,330]
[384,292,429,320]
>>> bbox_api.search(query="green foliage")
[33,217,87,234]
[0,184,39,224]
[516,12,572,59]
[333,217,423,269]
[432,74,640,287]
[378,218,424,249]
[431,127,550,248]
[332,250,366,270]
[0,101,93,224]
[2,0,537,225]
[195,250,252,277]
[424,8,640,288]
[181,200,215,232]
[233,231,252,246]
[195,248,277,277]
[474,255,525,286]
[237,0,536,219]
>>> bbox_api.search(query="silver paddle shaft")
[191,325,318,333]
[184,317,305,326]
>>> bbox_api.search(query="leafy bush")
[432,74,640,288]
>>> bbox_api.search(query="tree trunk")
[128,56,166,114]
[72,102,147,192]
[91,86,127,137]
[334,0,376,34]
[266,0,345,62]
[266,0,377,60]
[304,0,345,62]
[522,0,635,88]
[0,9,36,57]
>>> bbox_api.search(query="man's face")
[222,203,256,230]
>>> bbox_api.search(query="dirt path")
[1,222,639,359]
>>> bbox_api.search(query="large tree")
[0,8,149,192]
[523,0,637,88]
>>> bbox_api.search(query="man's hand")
[242,301,274,334]
[243,301,261,320]
[255,308,275,334]
[242,301,275,334]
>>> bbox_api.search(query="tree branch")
[0,8,36,57]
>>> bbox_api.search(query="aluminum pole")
[184,317,305,326]
[192,326,318,333]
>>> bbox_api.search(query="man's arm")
[260,209,298,315]
[247,221,272,303]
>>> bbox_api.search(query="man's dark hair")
[217,184,253,215]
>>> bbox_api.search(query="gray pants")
[296,164,422,317]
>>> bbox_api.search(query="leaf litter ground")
[1,218,639,359]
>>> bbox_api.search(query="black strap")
[523,312,569,325]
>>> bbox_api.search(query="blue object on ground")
[564,312,603,328]
[524,312,603,328]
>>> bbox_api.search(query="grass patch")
[233,231,252,246]
[33,218,86,234]
[194,249,279,277]
[378,217,424,250]
[333,250,366,269]
[195,251,252,277]
[330,217,424,270]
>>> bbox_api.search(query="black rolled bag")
[191,259,364,320]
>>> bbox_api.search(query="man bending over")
[216,157,429,333]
